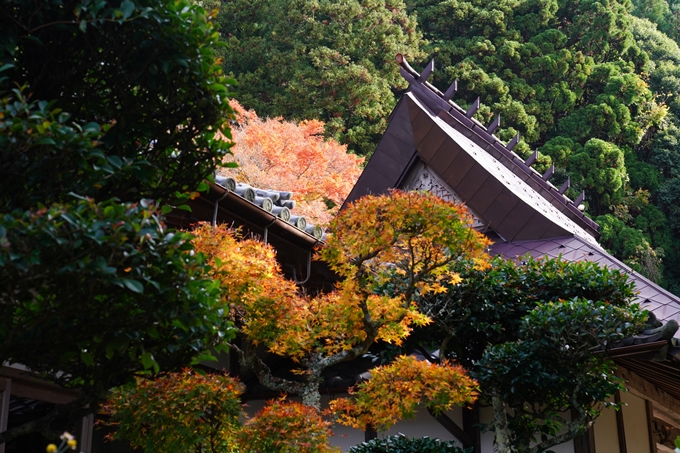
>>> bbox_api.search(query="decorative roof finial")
[542,164,555,181]
[466,97,480,118]
[443,80,458,101]
[559,177,570,195]
[418,58,435,83]
[487,114,501,134]
[507,132,520,151]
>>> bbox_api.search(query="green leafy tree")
[0,0,235,442]
[415,255,645,452]
[216,0,425,154]
[348,434,465,453]
[568,138,628,214]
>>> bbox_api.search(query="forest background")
[213,0,680,293]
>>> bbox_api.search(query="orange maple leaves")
[193,190,490,362]
[238,398,339,453]
[330,356,479,432]
[219,100,364,225]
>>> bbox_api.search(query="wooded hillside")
[217,0,680,292]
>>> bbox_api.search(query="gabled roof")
[344,55,680,325]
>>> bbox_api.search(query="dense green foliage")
[216,0,424,154]
[214,0,680,290]
[403,0,680,290]
[0,0,235,442]
[417,255,645,452]
[348,434,467,453]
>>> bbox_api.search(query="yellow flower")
[67,439,77,450]
[46,444,57,453]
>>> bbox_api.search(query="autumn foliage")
[105,370,243,453]
[330,356,478,432]
[219,100,364,225]
[192,190,490,411]
[238,399,339,453]
[106,371,340,453]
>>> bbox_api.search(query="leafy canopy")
[0,0,235,441]
[416,255,645,453]
[193,190,490,411]
[220,100,364,225]
[217,0,425,154]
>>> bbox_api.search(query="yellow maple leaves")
[192,189,490,371]
[329,356,479,432]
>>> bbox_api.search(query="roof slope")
[345,56,680,324]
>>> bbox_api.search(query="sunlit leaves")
[219,100,364,225]
[106,370,243,453]
[193,190,489,413]
[330,356,478,432]
[238,399,340,453]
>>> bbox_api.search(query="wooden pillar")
[364,424,377,442]
[615,391,627,453]
[0,378,11,453]
[79,413,94,453]
[646,400,657,453]
[463,403,481,453]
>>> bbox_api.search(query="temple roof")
[344,55,680,326]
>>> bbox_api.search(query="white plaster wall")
[594,401,620,453]
[479,406,574,453]
[381,405,463,445]
[620,391,652,453]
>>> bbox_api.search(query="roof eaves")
[397,55,599,236]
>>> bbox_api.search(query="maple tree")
[330,355,477,432]
[106,371,339,453]
[193,190,490,411]
[219,100,364,225]
[106,370,243,453]
[237,399,339,453]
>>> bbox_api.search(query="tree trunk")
[492,394,512,453]
[300,383,322,411]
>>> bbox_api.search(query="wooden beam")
[427,407,473,448]
[616,365,680,422]
[0,378,11,453]
[0,366,78,405]
[615,391,627,453]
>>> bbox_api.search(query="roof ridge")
[396,54,599,235]
[214,175,325,240]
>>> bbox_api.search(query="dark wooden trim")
[589,425,597,453]
[427,407,473,448]
[463,403,481,453]
[0,378,10,453]
[646,400,657,453]
[615,391,627,453]
[365,425,377,442]
[572,410,595,453]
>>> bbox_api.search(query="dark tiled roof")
[492,236,680,325]
[214,175,326,240]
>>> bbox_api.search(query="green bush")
[349,435,468,453]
